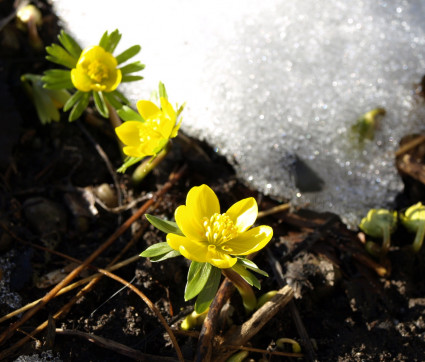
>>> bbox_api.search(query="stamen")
[202,213,238,249]
[87,60,108,83]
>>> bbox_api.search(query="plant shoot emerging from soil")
[359,208,397,257]
[401,202,425,253]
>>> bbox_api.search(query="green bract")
[42,29,144,121]
[401,202,425,253]
[21,74,71,124]
[359,208,397,257]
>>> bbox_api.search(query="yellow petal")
[186,185,220,221]
[70,68,92,92]
[225,225,273,255]
[122,145,144,157]
[137,100,160,120]
[115,121,142,147]
[226,197,258,232]
[103,68,122,92]
[175,205,205,240]
[79,45,105,62]
[167,234,208,263]
[170,117,182,138]
[160,97,176,121]
[205,247,237,268]
[157,116,175,139]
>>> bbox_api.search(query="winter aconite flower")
[71,46,122,92]
[114,83,184,174]
[142,184,273,313]
[42,29,144,121]
[167,184,273,269]
[115,97,181,158]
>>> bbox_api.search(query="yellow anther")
[87,60,108,83]
[203,212,238,246]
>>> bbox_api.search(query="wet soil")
[1,1,425,361]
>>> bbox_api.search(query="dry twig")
[214,285,294,362]
[195,279,235,362]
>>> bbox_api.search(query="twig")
[223,344,303,358]
[96,268,184,362]
[56,328,181,361]
[77,120,123,213]
[89,190,152,213]
[0,164,187,349]
[0,249,185,361]
[257,202,290,219]
[195,278,235,362]
[213,285,294,362]
[395,134,425,157]
[0,254,140,323]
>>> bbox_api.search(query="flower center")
[87,60,109,83]
[202,213,238,249]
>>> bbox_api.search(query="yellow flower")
[167,185,273,269]
[71,45,122,92]
[115,97,181,158]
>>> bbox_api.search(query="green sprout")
[401,202,425,253]
[351,107,386,142]
[180,310,208,330]
[42,29,144,121]
[359,208,397,257]
[276,338,302,353]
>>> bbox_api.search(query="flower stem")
[106,100,122,129]
[412,222,425,253]
[381,225,391,255]
[222,268,256,313]
[131,141,171,184]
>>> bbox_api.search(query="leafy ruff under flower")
[167,184,273,269]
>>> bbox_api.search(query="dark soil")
[1,1,425,361]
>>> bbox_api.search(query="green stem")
[106,100,122,129]
[105,99,126,159]
[412,222,425,253]
[381,225,391,255]
[131,141,171,184]
[222,268,256,313]
[276,338,302,353]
